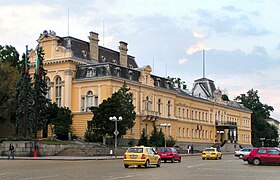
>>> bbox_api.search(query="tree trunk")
[102,135,106,145]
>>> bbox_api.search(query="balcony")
[141,110,160,121]
[215,120,237,127]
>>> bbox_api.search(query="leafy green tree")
[221,94,229,101]
[0,61,19,124]
[236,89,278,147]
[33,47,50,139]
[15,53,33,137]
[137,129,149,146]
[166,136,176,147]
[90,82,136,144]
[0,45,19,68]
[149,124,165,147]
[46,103,73,140]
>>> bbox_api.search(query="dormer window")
[129,64,134,69]
[115,67,121,77]
[101,56,106,62]
[156,78,161,87]
[82,50,87,59]
[128,70,133,80]
[112,59,117,64]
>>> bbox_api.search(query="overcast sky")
[1,0,280,119]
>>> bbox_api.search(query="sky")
[1,0,280,119]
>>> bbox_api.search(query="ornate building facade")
[29,30,252,149]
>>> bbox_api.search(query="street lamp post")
[260,138,265,147]
[109,116,122,155]
[160,123,171,147]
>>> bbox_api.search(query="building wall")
[28,31,252,147]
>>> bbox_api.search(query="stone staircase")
[55,143,128,156]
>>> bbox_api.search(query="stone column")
[64,69,73,108]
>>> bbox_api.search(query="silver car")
[234,148,254,159]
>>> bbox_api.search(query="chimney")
[119,41,128,67]
[88,32,99,61]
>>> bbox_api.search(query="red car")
[247,147,280,165]
[157,147,181,163]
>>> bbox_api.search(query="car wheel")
[239,155,244,159]
[219,155,222,160]
[144,160,150,168]
[202,158,205,160]
[215,156,218,160]
[171,157,175,163]
[178,157,181,163]
[156,159,161,167]
[124,165,129,168]
[253,158,261,166]
[137,165,141,168]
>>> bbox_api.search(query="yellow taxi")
[201,147,222,160]
[123,146,161,168]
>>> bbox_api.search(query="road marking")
[20,175,60,180]
[187,163,207,168]
[106,175,136,180]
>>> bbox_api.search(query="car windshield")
[204,148,215,152]
[127,148,143,153]
[158,148,171,152]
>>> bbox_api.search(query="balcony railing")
[215,120,237,126]
[141,110,160,117]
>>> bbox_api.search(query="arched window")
[45,77,51,100]
[55,76,62,107]
[87,91,93,107]
[157,99,161,114]
[167,100,171,116]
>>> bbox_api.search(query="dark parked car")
[247,147,280,165]
[157,147,181,163]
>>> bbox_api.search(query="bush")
[84,130,102,143]
[166,136,176,147]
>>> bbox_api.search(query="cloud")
[178,58,188,64]
[186,44,208,55]
[195,8,269,36]
[221,6,241,12]
[192,31,205,39]
[252,46,268,56]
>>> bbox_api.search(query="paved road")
[0,154,279,180]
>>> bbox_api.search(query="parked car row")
[123,146,280,168]
[241,147,280,166]
[123,146,182,168]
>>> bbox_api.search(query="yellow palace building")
[28,30,252,150]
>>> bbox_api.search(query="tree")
[0,45,20,68]
[236,89,278,147]
[46,103,73,140]
[166,136,176,147]
[0,61,19,124]
[33,47,50,139]
[15,52,33,137]
[149,124,165,147]
[137,129,149,146]
[90,82,136,144]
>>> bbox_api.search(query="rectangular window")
[81,96,86,111]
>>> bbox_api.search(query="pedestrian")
[191,144,194,154]
[8,143,15,160]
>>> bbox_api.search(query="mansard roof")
[57,36,138,68]
[192,77,216,98]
